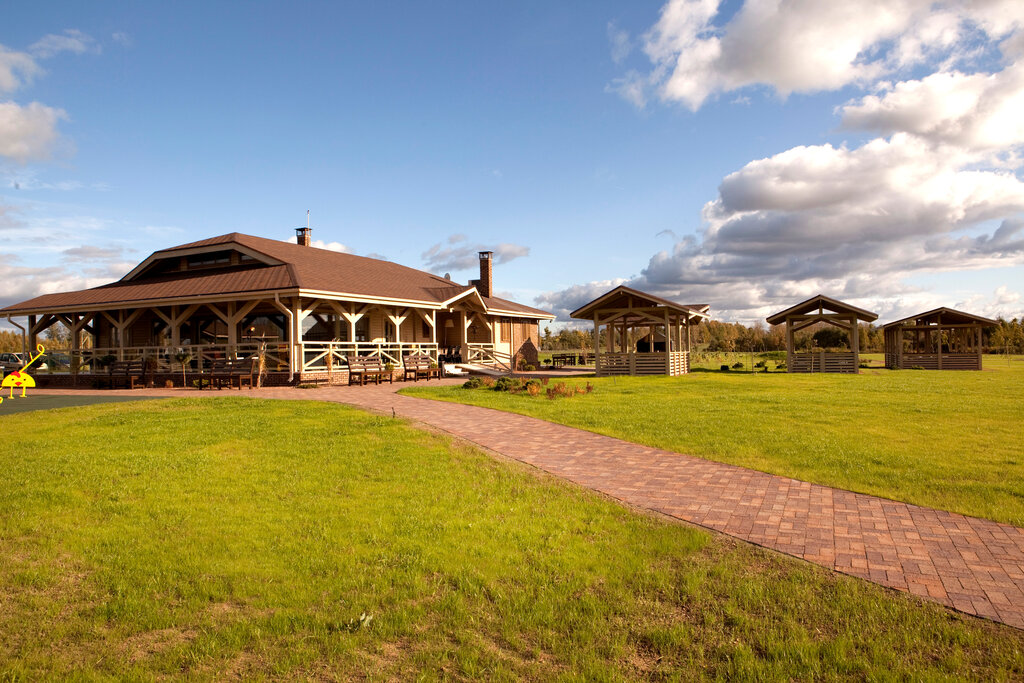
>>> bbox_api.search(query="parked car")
[0,352,23,376]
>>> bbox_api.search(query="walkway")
[28,382,1024,629]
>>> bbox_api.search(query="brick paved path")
[31,383,1024,629]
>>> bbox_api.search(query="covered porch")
[570,286,709,377]
[8,292,506,385]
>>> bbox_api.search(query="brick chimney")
[477,251,493,297]
[295,227,312,246]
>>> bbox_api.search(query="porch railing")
[299,342,438,372]
[466,343,511,370]
[48,342,440,376]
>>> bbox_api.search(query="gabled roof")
[570,285,710,320]
[882,307,998,329]
[0,232,553,319]
[766,294,878,325]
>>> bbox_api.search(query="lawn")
[403,356,1024,527]
[2,398,1022,680]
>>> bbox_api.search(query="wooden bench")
[106,360,145,389]
[347,356,392,386]
[209,358,256,390]
[403,354,441,382]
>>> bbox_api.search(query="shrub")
[524,364,535,371]
[732,361,744,369]
[296,383,320,389]
[462,377,483,389]
[720,364,730,372]
[526,382,541,397]
[493,377,523,392]
[481,376,495,387]
[541,377,550,385]
[754,360,766,368]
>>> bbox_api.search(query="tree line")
[541,317,1024,354]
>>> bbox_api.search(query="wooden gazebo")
[766,294,877,373]
[571,286,709,377]
[883,307,996,370]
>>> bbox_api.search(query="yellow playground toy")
[2,344,45,398]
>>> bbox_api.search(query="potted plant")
[173,348,193,388]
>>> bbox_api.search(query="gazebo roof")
[882,307,998,329]
[766,294,878,325]
[570,285,710,321]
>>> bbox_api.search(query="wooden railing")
[299,342,438,372]
[596,351,689,376]
[466,343,511,370]
[900,353,980,370]
[48,342,438,376]
[790,352,856,373]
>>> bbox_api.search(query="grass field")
[403,356,1024,527]
[2,399,1023,680]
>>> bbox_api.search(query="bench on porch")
[209,358,256,390]
[347,356,393,386]
[402,354,441,382]
[105,360,145,389]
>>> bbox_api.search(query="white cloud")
[0,253,117,311]
[0,45,41,93]
[839,66,1024,152]
[619,0,1024,111]
[535,279,630,322]
[607,22,633,64]
[0,102,67,163]
[111,32,132,47]
[421,235,530,272]
[29,30,99,59]
[285,235,348,252]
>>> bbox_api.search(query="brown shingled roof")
[1,232,553,319]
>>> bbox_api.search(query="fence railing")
[40,342,439,376]
[299,342,438,372]
[466,343,510,370]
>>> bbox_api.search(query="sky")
[2,0,1023,329]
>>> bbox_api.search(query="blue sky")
[2,1,1023,328]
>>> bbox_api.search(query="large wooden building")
[883,307,996,371]
[0,229,553,384]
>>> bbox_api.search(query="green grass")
[404,356,1024,526]
[2,399,1022,680]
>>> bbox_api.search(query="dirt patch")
[121,626,198,664]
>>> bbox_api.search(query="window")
[500,318,511,342]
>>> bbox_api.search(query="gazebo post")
[851,315,860,369]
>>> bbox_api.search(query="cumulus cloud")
[839,65,1024,151]
[618,0,1024,110]
[0,45,41,93]
[0,253,118,311]
[0,102,68,163]
[285,235,348,252]
[559,0,1024,324]
[61,245,127,262]
[535,279,629,322]
[421,235,530,272]
[29,30,99,58]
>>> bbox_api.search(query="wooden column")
[851,316,860,370]
[28,314,38,353]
